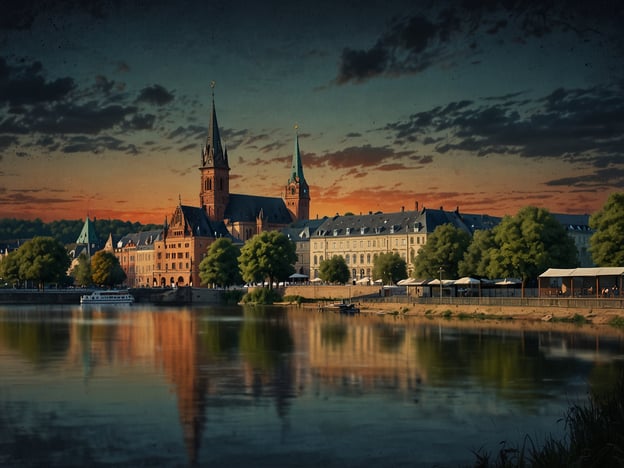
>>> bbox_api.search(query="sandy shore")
[355,300,624,325]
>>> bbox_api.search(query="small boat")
[338,303,360,315]
[80,290,134,305]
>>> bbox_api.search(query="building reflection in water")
[4,305,622,466]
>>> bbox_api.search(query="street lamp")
[438,266,444,302]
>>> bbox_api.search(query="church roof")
[224,193,294,224]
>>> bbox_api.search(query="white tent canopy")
[454,276,481,285]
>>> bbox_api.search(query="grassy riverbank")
[471,372,624,468]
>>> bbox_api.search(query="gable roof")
[224,193,293,225]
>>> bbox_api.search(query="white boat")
[80,290,134,305]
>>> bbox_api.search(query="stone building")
[309,207,500,281]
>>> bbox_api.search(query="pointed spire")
[289,124,308,187]
[76,216,100,258]
[201,81,227,168]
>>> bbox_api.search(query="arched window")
[367,253,371,264]
[314,255,318,265]
[360,254,364,264]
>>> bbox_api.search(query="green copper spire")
[289,126,307,188]
[75,216,99,257]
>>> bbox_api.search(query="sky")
[1,0,623,224]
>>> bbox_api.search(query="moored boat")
[80,290,134,305]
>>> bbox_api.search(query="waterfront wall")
[282,284,380,299]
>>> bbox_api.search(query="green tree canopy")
[373,252,407,285]
[0,250,21,286]
[458,229,496,278]
[199,238,242,287]
[589,192,624,266]
[239,231,296,289]
[10,237,71,290]
[319,255,350,284]
[71,253,92,287]
[413,224,471,279]
[487,206,577,285]
[91,251,126,288]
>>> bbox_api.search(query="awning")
[289,273,308,279]
[539,267,624,278]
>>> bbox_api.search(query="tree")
[413,224,471,279]
[488,206,577,290]
[319,255,350,284]
[0,250,21,287]
[199,238,242,287]
[458,229,496,278]
[589,193,624,266]
[239,231,296,289]
[373,252,407,285]
[91,251,126,287]
[13,237,70,290]
[71,253,92,287]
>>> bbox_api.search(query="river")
[1,304,623,467]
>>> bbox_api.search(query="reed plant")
[472,372,624,467]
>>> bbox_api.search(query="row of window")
[313,251,410,266]
[312,236,424,250]
[156,263,191,271]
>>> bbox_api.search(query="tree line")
[0,218,162,244]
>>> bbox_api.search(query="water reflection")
[1,304,623,467]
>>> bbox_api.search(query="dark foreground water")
[1,304,623,467]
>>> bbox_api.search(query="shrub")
[222,289,244,304]
[242,288,282,304]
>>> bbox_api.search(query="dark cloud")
[136,84,174,106]
[336,1,624,84]
[545,168,624,189]
[308,145,412,170]
[61,135,137,154]
[124,113,156,131]
[385,84,624,164]
[336,46,389,84]
[0,135,18,151]
[0,57,75,106]
[0,57,185,156]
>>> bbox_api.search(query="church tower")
[284,126,310,221]
[199,82,230,221]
